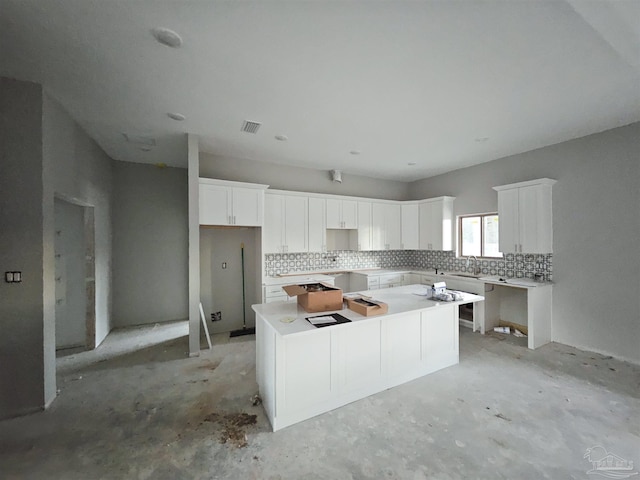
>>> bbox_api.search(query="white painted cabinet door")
[382,312,423,380]
[419,198,454,251]
[199,183,230,225]
[284,195,308,253]
[232,187,263,226]
[325,198,342,228]
[518,185,552,254]
[281,330,332,413]
[263,194,284,254]
[334,320,382,393]
[308,197,326,252]
[357,201,373,251]
[418,201,434,250]
[386,204,402,250]
[497,188,520,254]
[372,203,386,250]
[401,204,419,250]
[422,305,458,371]
[342,200,358,229]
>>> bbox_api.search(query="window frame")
[458,212,502,259]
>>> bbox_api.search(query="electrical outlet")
[211,311,222,322]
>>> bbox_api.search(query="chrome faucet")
[466,255,480,275]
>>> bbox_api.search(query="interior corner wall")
[199,153,410,200]
[408,122,640,364]
[112,161,188,327]
[43,93,113,349]
[0,77,45,419]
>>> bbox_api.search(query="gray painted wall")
[0,78,45,419]
[200,153,409,200]
[409,122,640,363]
[112,161,188,327]
[43,93,113,348]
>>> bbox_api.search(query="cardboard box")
[282,282,344,313]
[346,297,388,316]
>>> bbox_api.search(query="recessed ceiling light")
[167,112,186,121]
[151,27,183,48]
[408,162,417,166]
[349,150,361,155]
[475,137,490,143]
[274,135,288,142]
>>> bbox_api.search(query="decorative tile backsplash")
[264,250,553,281]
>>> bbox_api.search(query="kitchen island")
[252,284,484,431]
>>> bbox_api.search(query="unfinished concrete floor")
[1,321,638,480]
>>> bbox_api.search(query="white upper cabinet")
[308,197,326,252]
[494,178,556,254]
[372,203,402,250]
[357,201,373,251]
[419,197,455,251]
[199,178,268,226]
[326,199,358,229]
[401,203,419,250]
[264,193,308,253]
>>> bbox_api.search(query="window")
[459,213,502,258]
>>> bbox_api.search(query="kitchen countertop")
[252,284,484,337]
[263,274,336,286]
[271,268,551,288]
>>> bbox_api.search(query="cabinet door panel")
[386,204,402,250]
[284,196,308,253]
[326,199,342,228]
[401,204,419,250]
[519,185,552,253]
[422,306,457,365]
[357,201,373,251]
[308,197,326,252]
[263,194,284,254]
[335,321,382,392]
[497,188,519,253]
[418,202,433,249]
[342,200,358,229]
[383,312,422,378]
[282,330,332,411]
[199,184,230,225]
[232,187,262,226]
[372,203,386,250]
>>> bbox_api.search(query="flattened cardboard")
[346,297,389,316]
[282,282,344,313]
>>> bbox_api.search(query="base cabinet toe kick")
[253,285,483,431]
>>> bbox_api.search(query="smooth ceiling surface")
[1,0,638,181]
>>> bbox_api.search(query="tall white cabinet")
[401,203,419,250]
[493,178,556,253]
[308,197,327,252]
[372,203,402,250]
[419,196,455,251]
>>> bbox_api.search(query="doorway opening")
[54,197,96,355]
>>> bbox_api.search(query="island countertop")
[252,284,484,337]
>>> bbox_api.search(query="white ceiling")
[1,0,638,182]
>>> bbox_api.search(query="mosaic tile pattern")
[264,249,553,281]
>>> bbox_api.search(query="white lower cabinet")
[256,302,459,431]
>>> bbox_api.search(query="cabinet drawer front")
[380,274,403,286]
[265,285,286,295]
[367,277,380,288]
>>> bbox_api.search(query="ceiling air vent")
[241,120,262,134]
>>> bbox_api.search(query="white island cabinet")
[253,284,483,431]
